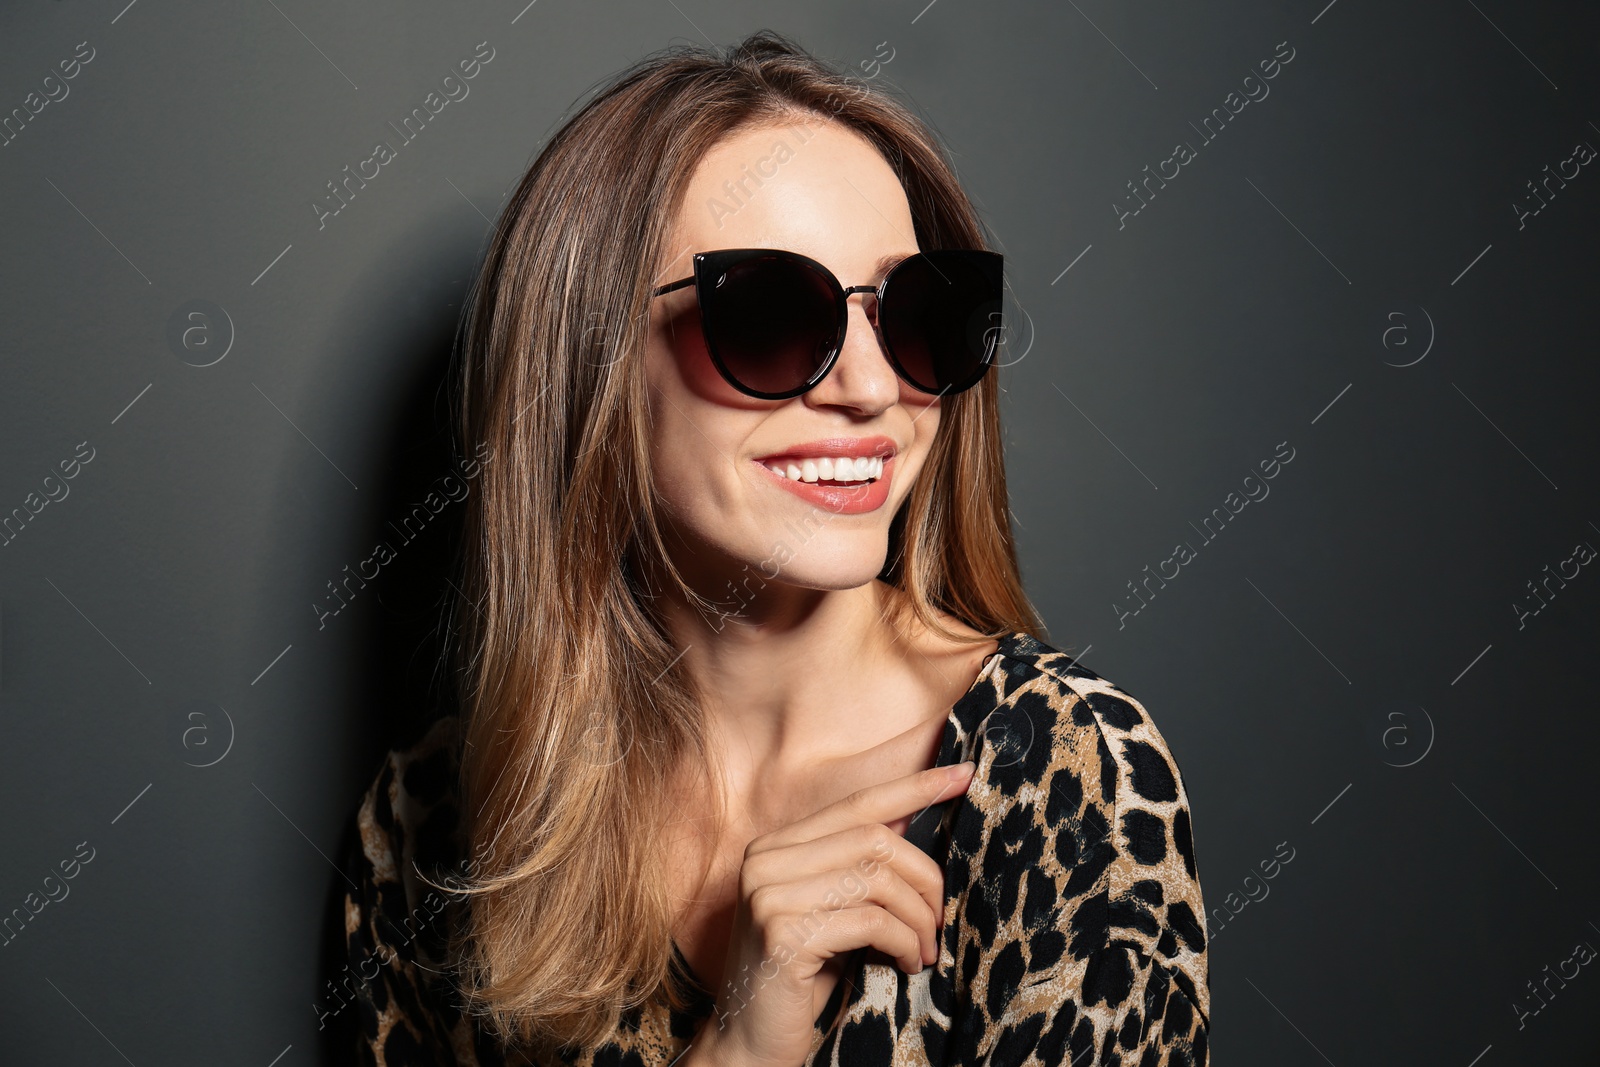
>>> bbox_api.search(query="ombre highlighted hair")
[440,28,1044,1056]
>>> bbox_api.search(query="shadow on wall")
[306,213,488,1064]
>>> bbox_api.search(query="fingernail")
[947,761,976,781]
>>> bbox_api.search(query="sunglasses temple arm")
[650,276,695,298]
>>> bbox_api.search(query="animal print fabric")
[339,631,1210,1065]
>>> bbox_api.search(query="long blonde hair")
[441,28,1044,1055]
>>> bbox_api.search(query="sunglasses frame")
[649,247,1003,401]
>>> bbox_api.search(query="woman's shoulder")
[349,714,471,915]
[339,715,500,1064]
[967,632,1197,811]
[948,630,1211,1026]
[979,632,1198,817]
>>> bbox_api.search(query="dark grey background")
[2,1,1596,1063]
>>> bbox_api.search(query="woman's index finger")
[762,761,976,850]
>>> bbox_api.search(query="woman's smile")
[749,451,896,514]
[748,433,899,513]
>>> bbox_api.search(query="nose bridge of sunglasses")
[842,284,881,327]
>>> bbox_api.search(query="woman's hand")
[692,761,977,1067]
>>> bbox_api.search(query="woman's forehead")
[664,120,918,280]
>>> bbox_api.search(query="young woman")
[340,30,1209,1067]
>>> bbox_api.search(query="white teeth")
[763,455,886,484]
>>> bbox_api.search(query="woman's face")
[644,119,943,603]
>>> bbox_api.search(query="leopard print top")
[336,631,1210,1065]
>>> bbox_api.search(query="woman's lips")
[750,454,894,515]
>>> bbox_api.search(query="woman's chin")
[733,549,889,595]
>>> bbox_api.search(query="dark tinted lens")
[879,251,1002,394]
[699,253,839,397]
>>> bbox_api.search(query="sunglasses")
[650,247,1003,400]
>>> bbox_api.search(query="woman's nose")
[804,295,897,412]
